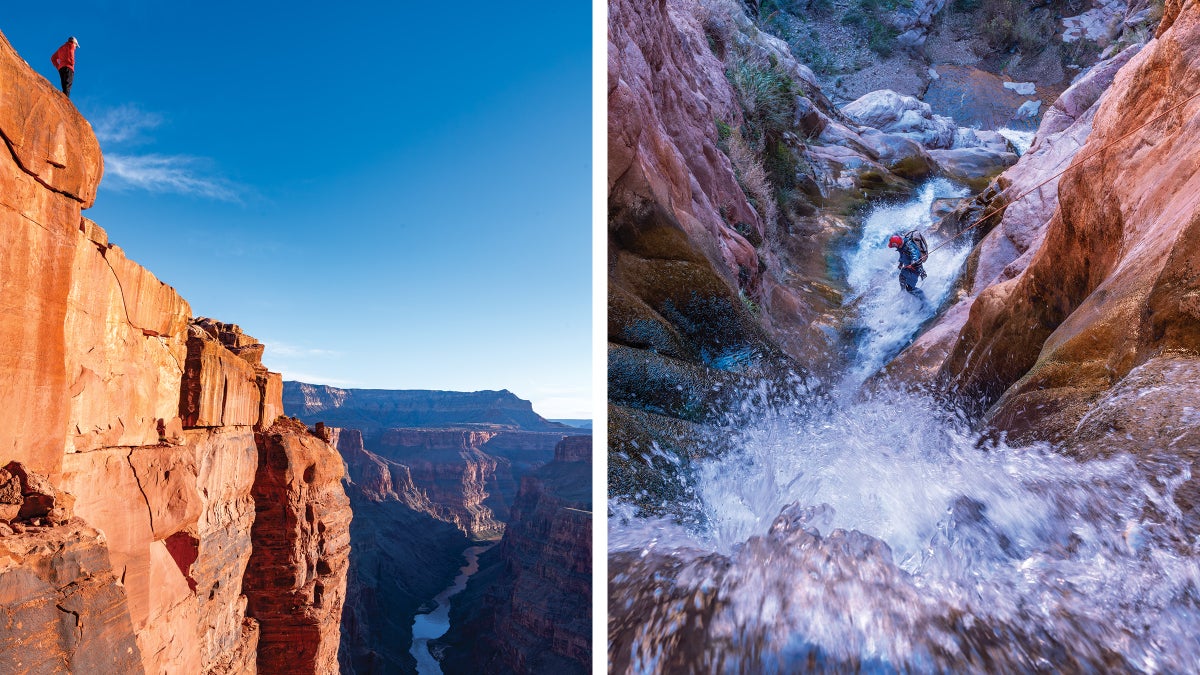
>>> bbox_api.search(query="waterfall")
[609,182,1200,673]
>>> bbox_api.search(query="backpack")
[903,230,928,257]
[904,229,929,280]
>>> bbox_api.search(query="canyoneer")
[888,230,928,297]
[50,36,78,98]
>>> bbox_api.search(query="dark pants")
[58,67,73,97]
[899,266,923,294]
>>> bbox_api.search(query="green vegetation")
[702,0,823,265]
[976,0,1055,51]
[716,119,733,145]
[738,289,760,317]
[842,0,910,57]
[727,55,795,145]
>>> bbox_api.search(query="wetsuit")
[896,236,926,294]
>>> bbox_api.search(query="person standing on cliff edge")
[50,37,78,98]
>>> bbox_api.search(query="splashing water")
[609,183,1200,673]
[840,179,971,393]
[998,127,1036,155]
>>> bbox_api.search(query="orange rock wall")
[941,3,1200,444]
[245,419,351,675]
[0,522,143,673]
[181,329,263,428]
[1,28,340,675]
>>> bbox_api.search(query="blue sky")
[3,2,592,418]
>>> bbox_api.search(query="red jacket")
[51,42,76,70]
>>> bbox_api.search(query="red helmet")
[888,235,903,248]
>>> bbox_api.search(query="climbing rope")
[926,87,1200,254]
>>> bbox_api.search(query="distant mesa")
[283,381,583,435]
[550,418,593,429]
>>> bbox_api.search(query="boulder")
[0,522,143,674]
[858,128,937,179]
[929,147,1019,190]
[842,90,957,149]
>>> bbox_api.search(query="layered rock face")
[245,418,351,674]
[896,2,1200,529]
[284,382,572,433]
[437,436,593,674]
[0,29,349,675]
[285,391,585,674]
[371,429,569,539]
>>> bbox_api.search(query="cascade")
[609,184,1200,672]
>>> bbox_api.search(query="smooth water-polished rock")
[936,3,1200,490]
[928,146,1018,190]
[842,90,957,149]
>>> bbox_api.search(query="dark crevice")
[55,603,83,643]
[126,448,155,533]
[0,126,84,203]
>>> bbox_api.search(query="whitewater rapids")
[608,182,1200,673]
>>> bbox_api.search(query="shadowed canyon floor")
[284,384,591,674]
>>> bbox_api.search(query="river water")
[411,544,494,674]
[609,182,1200,672]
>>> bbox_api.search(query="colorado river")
[609,182,1200,672]
[411,544,494,674]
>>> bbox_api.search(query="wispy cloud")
[92,104,163,144]
[264,341,342,359]
[91,103,242,202]
[104,153,241,202]
[278,371,362,388]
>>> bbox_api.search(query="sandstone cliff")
[0,29,350,674]
[437,436,593,674]
[919,0,1200,531]
[244,418,351,674]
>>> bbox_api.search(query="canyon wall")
[283,382,573,433]
[926,0,1200,530]
[244,418,351,674]
[437,435,593,674]
[608,0,1017,512]
[0,30,350,674]
[285,391,587,674]
[333,428,471,674]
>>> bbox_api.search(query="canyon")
[1,25,594,675]
[284,385,591,674]
[609,0,1200,669]
[0,29,348,675]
